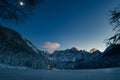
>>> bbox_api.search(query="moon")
[19,1,24,6]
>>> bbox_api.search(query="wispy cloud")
[43,42,60,50]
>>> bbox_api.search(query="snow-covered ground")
[0,68,120,80]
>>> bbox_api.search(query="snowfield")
[0,68,120,80]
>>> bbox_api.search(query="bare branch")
[0,0,42,23]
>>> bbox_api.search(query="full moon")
[19,1,24,6]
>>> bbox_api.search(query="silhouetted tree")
[0,0,42,23]
[107,7,120,44]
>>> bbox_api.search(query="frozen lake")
[0,68,120,80]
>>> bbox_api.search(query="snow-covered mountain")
[47,44,120,69]
[48,47,102,69]
[49,47,87,62]
[0,26,46,69]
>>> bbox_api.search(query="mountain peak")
[89,48,99,53]
[71,47,78,51]
[71,46,83,51]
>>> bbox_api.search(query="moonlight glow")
[19,1,24,6]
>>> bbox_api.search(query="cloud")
[43,42,60,50]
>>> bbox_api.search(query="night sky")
[3,0,120,52]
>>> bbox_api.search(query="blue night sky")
[3,0,120,52]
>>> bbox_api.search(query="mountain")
[101,44,120,68]
[48,45,120,69]
[49,47,87,62]
[48,47,102,69]
[0,26,46,69]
